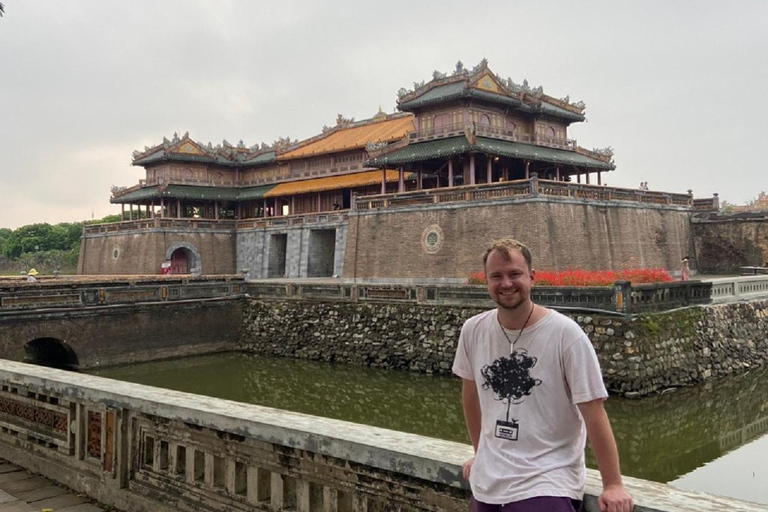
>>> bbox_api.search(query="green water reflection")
[90,353,768,485]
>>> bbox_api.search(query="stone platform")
[0,460,113,512]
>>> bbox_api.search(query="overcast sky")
[1,1,766,229]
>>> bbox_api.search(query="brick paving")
[0,460,115,512]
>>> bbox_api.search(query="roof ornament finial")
[373,106,387,121]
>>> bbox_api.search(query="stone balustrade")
[354,178,696,211]
[246,280,714,314]
[0,275,245,311]
[708,275,768,303]
[83,218,238,235]
[0,359,765,512]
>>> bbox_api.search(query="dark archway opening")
[24,338,79,371]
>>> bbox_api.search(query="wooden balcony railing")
[407,123,577,151]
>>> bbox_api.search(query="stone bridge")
[0,360,764,512]
[0,277,244,369]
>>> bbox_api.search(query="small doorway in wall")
[342,190,351,210]
[268,233,288,278]
[24,338,79,371]
[170,248,189,274]
[307,229,336,277]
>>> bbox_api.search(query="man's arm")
[577,399,633,512]
[461,378,481,479]
[462,378,481,451]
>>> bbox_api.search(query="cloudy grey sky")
[1,1,766,229]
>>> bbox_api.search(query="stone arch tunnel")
[24,337,79,370]
[0,299,242,370]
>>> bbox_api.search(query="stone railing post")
[713,192,720,209]
[530,172,539,197]
[613,280,631,313]
[687,189,694,207]
[351,192,358,211]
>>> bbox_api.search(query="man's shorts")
[470,495,583,512]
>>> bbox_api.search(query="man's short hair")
[483,239,533,271]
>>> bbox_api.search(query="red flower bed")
[466,268,673,287]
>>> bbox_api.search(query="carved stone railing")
[355,179,694,211]
[246,281,716,314]
[0,360,763,512]
[693,194,720,211]
[236,212,348,230]
[707,275,768,304]
[0,276,246,311]
[83,218,238,235]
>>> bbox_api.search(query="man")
[453,239,633,512]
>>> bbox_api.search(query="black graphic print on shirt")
[481,349,542,423]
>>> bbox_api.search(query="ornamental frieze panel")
[0,394,68,434]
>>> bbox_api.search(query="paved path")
[0,460,112,512]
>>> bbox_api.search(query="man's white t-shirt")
[452,308,607,504]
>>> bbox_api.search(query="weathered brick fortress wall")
[692,211,768,274]
[343,198,695,279]
[239,298,768,396]
[78,229,236,275]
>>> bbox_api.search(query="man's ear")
[530,269,536,282]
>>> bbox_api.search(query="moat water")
[90,353,768,504]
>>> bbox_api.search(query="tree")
[481,349,541,422]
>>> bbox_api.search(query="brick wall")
[0,299,242,368]
[692,212,768,273]
[79,229,237,275]
[344,198,694,279]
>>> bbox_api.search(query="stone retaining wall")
[240,298,768,396]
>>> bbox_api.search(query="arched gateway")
[165,243,202,275]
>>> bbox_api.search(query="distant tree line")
[0,214,125,275]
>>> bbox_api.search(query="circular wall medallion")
[422,225,444,254]
[112,247,120,260]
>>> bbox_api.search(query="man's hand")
[598,484,633,512]
[462,456,474,480]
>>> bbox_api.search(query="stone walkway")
[0,460,113,512]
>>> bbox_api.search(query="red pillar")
[398,167,404,193]
[470,155,476,185]
[525,161,530,180]
[448,159,454,187]
[381,169,387,194]
[486,158,492,183]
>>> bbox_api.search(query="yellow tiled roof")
[279,116,414,160]
[265,170,400,197]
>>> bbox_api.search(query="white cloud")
[0,0,766,229]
